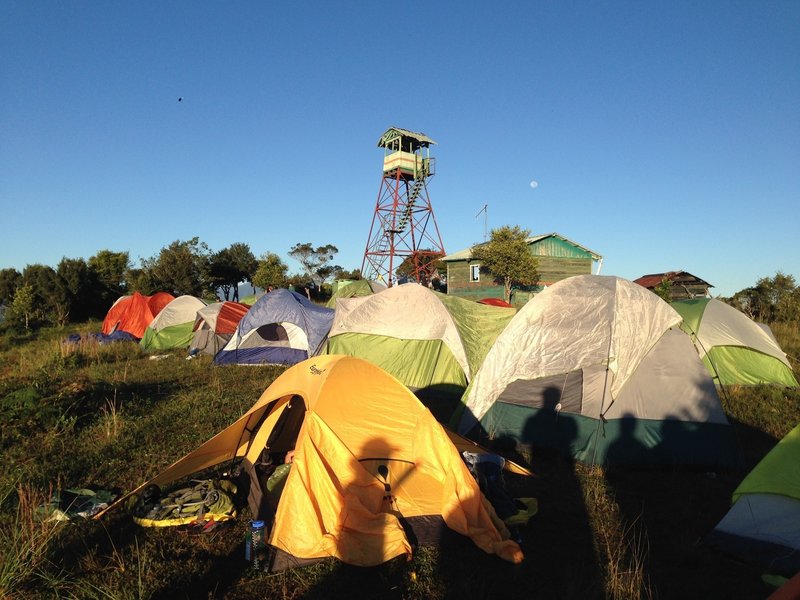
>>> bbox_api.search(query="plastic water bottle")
[250,520,265,570]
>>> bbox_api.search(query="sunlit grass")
[0,321,797,598]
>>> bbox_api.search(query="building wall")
[536,256,594,285]
[445,236,596,303]
[445,261,505,301]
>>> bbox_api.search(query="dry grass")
[0,484,65,598]
[583,467,653,600]
[0,322,798,599]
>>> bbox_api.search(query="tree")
[396,251,444,285]
[728,272,799,322]
[7,283,34,330]
[471,225,539,303]
[252,253,289,291]
[145,238,211,296]
[336,268,362,281]
[285,273,312,299]
[288,243,339,289]
[89,250,129,292]
[89,250,130,311]
[210,243,257,300]
[227,243,258,283]
[209,249,240,301]
[653,278,673,303]
[0,268,22,305]
[56,258,107,322]
[125,267,159,295]
[22,264,67,326]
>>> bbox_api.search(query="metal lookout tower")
[361,127,446,286]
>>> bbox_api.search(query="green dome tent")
[456,275,739,468]
[324,283,515,421]
[325,279,387,308]
[140,295,207,350]
[671,298,798,387]
[705,423,800,576]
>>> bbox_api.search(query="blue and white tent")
[214,289,334,366]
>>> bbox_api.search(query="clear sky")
[2,1,798,297]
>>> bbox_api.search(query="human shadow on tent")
[301,437,416,600]
[519,387,604,598]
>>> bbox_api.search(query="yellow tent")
[100,355,524,569]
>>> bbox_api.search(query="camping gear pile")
[128,479,238,527]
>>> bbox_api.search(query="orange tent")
[102,291,175,339]
[102,356,524,569]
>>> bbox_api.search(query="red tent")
[213,301,250,335]
[147,292,175,318]
[102,291,176,338]
[189,301,250,356]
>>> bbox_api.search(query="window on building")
[470,264,481,282]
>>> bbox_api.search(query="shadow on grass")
[602,413,775,600]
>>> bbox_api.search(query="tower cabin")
[378,127,436,181]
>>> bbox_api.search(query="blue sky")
[2,1,798,297]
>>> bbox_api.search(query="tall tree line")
[0,238,347,330]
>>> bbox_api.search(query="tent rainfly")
[102,291,176,339]
[189,301,250,357]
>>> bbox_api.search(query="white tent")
[456,275,739,467]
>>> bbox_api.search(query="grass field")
[0,320,798,599]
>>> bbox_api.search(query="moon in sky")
[530,179,539,189]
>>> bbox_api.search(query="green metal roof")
[441,232,602,262]
[377,127,437,149]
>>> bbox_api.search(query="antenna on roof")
[475,204,488,241]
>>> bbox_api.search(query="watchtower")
[361,127,446,286]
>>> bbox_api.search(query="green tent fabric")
[325,279,387,308]
[705,424,800,576]
[140,296,207,351]
[671,298,798,387]
[324,283,515,420]
[732,424,800,503]
[325,333,466,394]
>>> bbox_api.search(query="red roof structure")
[633,271,713,300]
